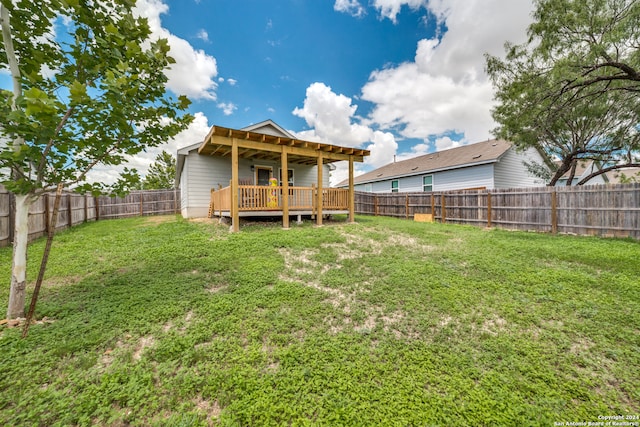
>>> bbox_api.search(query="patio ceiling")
[197,125,369,165]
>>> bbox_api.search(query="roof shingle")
[338,139,512,187]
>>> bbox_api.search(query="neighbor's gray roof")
[338,139,512,187]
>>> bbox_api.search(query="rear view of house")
[176,120,334,218]
[338,139,546,192]
[176,120,369,231]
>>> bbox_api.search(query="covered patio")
[199,125,369,231]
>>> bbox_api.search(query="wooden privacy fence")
[355,183,640,239]
[0,187,180,247]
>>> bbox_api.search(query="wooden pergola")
[198,125,369,232]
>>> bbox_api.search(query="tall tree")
[0,0,192,319]
[486,0,640,185]
[142,150,176,189]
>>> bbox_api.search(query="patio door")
[255,167,272,186]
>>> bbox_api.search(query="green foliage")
[0,0,193,195]
[0,216,638,425]
[141,150,176,190]
[486,0,640,185]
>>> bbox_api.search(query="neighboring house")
[337,139,547,193]
[176,119,336,218]
[606,167,640,183]
[556,160,607,186]
[556,161,640,186]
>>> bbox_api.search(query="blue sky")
[174,0,431,130]
[1,0,535,185]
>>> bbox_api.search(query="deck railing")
[210,185,349,214]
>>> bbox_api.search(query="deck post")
[231,138,239,232]
[281,147,289,229]
[348,155,355,223]
[316,153,323,226]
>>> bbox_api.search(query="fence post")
[174,188,178,214]
[84,194,88,223]
[94,196,100,221]
[487,191,492,228]
[430,193,435,219]
[405,194,409,220]
[44,193,51,234]
[67,193,73,228]
[139,191,144,216]
[8,192,15,244]
[551,190,558,234]
[441,194,446,223]
[374,195,379,216]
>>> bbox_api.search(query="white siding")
[294,165,331,188]
[180,151,331,218]
[372,180,392,193]
[181,154,228,218]
[494,147,546,188]
[366,164,495,193]
[433,164,495,191]
[179,162,189,217]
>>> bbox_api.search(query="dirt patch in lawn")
[144,215,177,225]
[278,226,423,339]
[193,395,222,421]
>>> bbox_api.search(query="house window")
[391,180,399,193]
[423,175,433,192]
[279,168,294,186]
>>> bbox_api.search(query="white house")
[176,120,336,218]
[337,139,547,192]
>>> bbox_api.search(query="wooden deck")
[209,185,349,217]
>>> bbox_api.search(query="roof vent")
[492,143,498,147]
[472,154,482,159]
[376,173,383,177]
[411,166,418,171]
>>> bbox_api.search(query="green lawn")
[0,215,638,426]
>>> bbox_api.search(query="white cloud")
[227,78,238,86]
[217,102,237,116]
[133,0,218,100]
[434,136,460,151]
[329,162,369,187]
[195,29,210,43]
[361,0,534,145]
[372,0,426,23]
[365,131,398,169]
[293,83,400,185]
[292,82,374,148]
[334,0,366,18]
[86,112,211,185]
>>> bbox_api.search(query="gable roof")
[240,119,295,138]
[338,139,513,187]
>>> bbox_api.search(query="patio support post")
[231,138,239,232]
[316,153,323,226]
[281,147,289,229]
[348,155,355,223]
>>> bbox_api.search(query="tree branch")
[36,107,75,184]
[577,163,640,185]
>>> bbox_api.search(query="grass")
[0,215,639,426]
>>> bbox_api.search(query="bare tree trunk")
[7,194,32,319]
[23,184,63,337]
